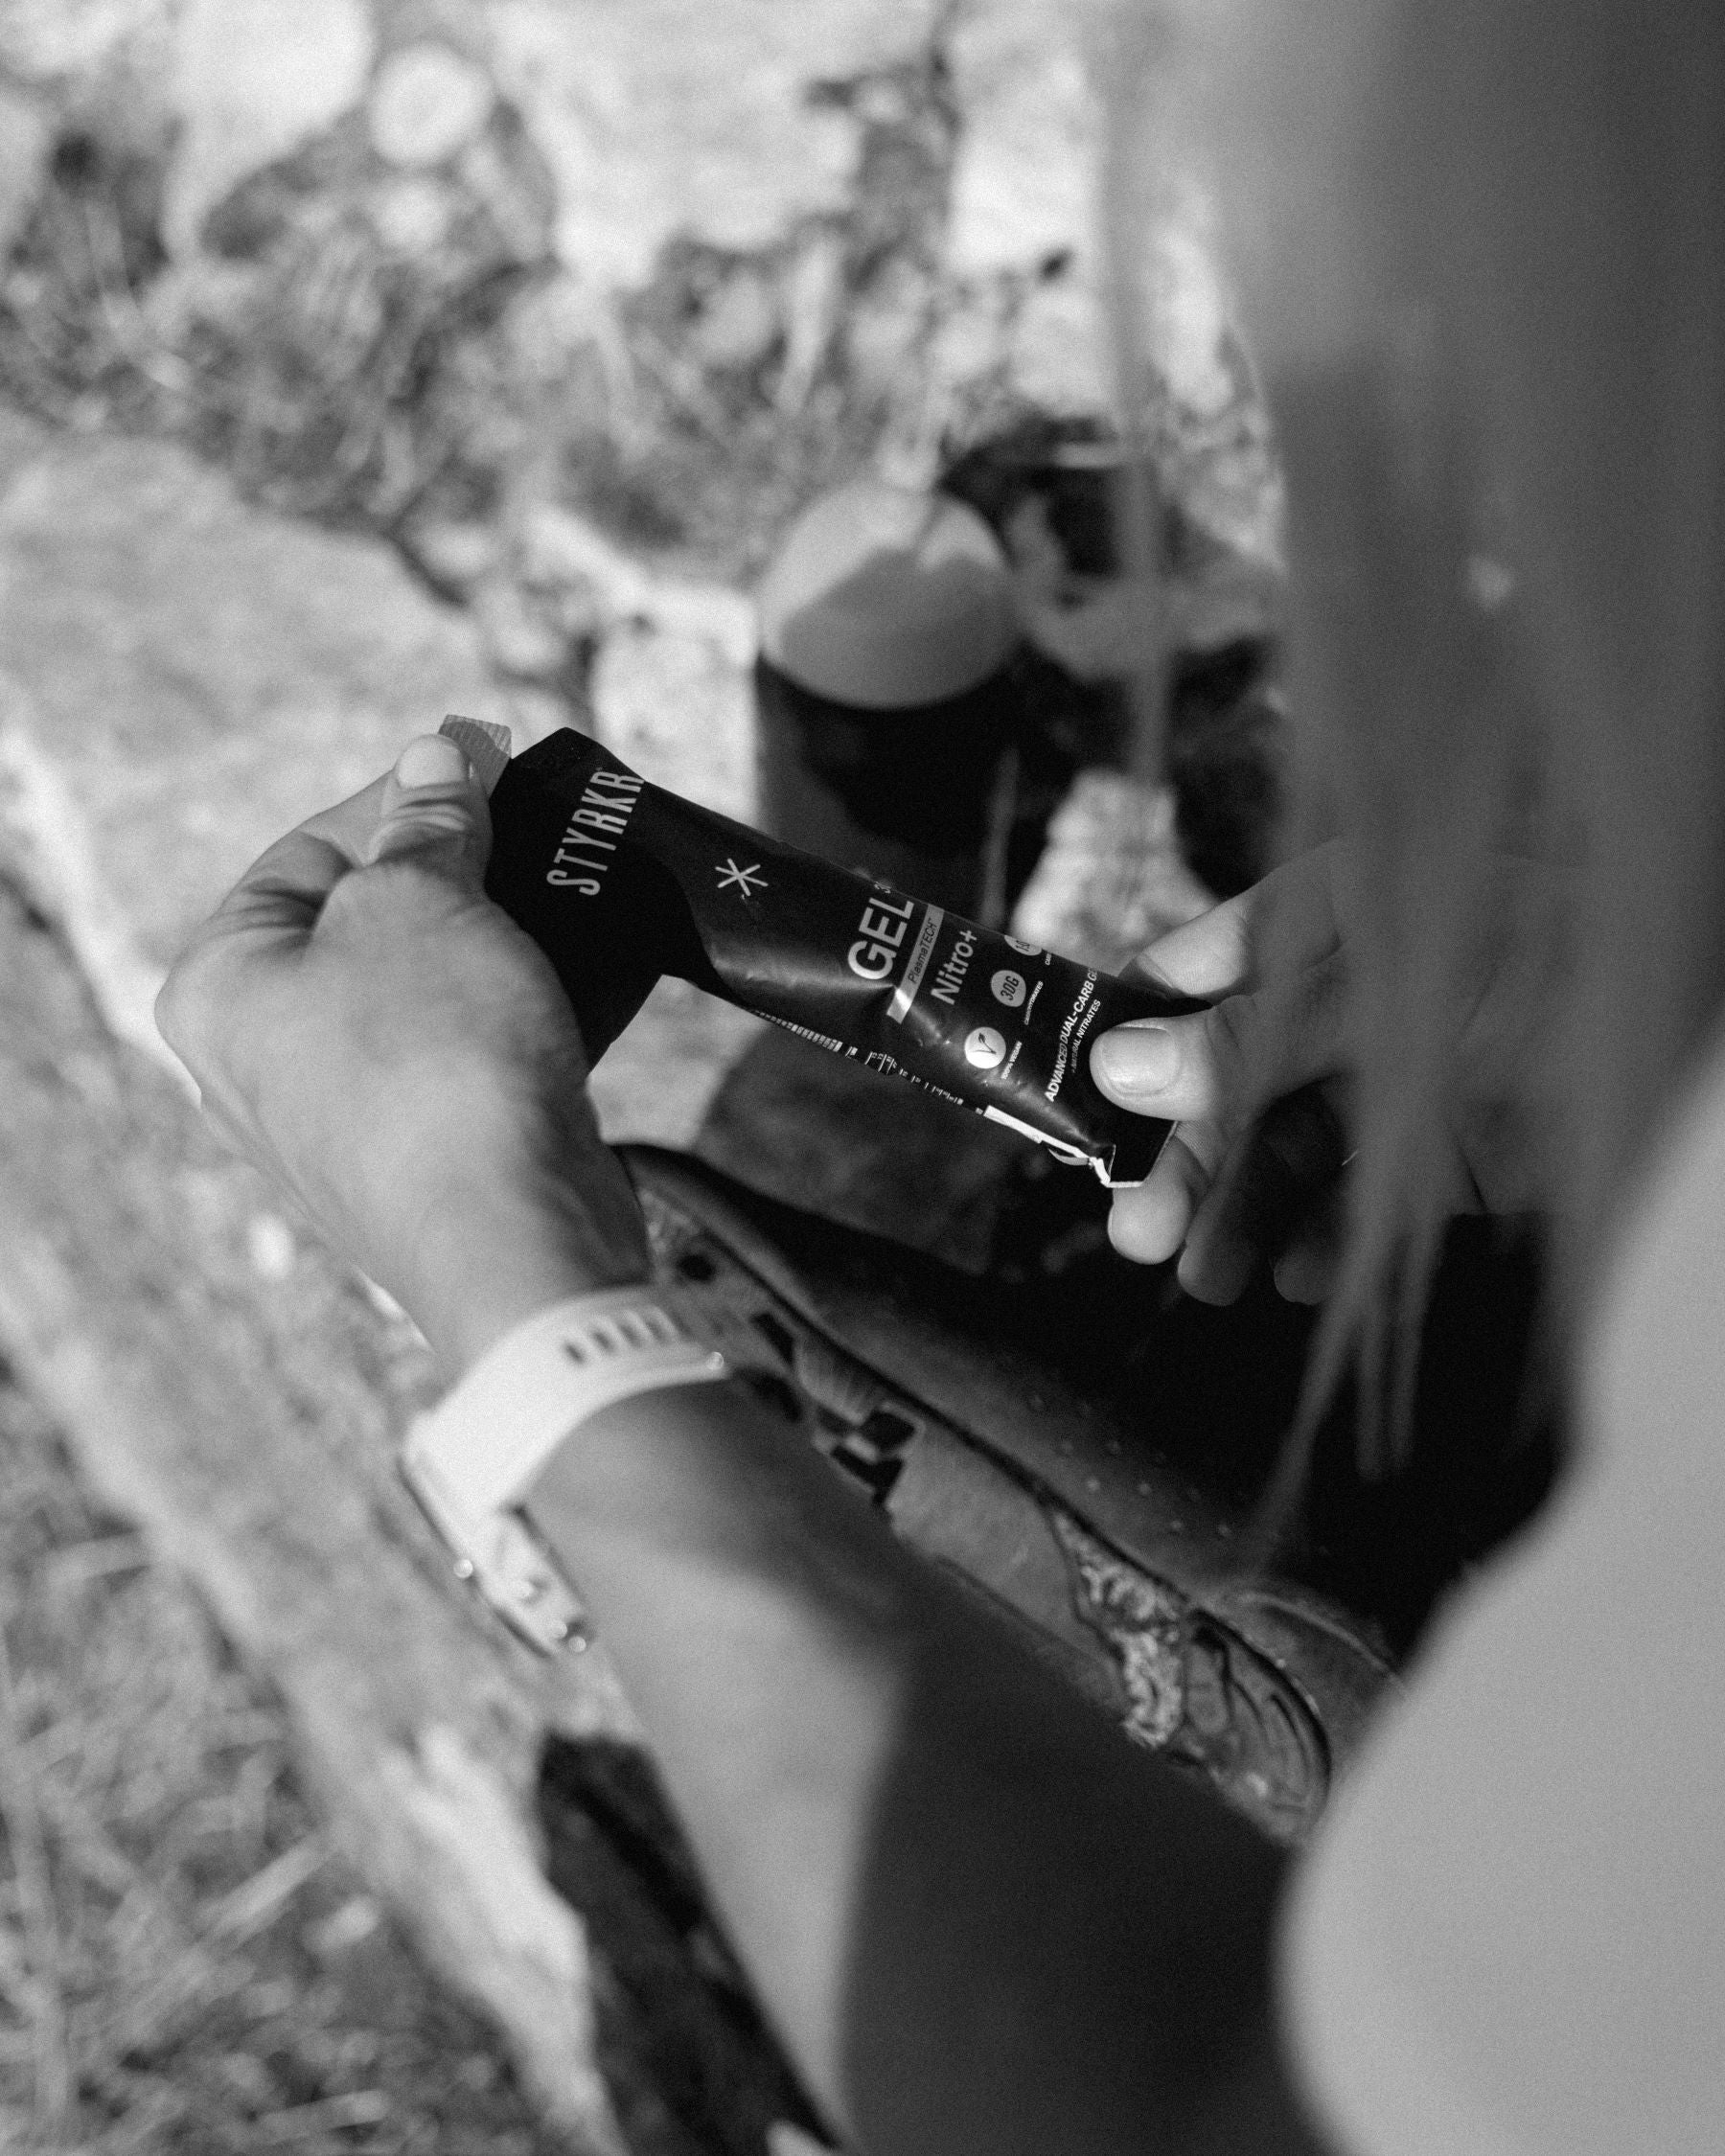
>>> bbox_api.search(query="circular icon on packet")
[1005,936,1042,957]
[991,969,1028,1008]
[964,1025,1007,1069]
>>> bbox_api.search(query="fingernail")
[1092,1022,1180,1095]
[393,734,470,790]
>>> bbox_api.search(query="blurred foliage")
[0,42,980,584]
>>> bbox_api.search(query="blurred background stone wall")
[0,0,1275,656]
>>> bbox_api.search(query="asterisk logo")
[715,858,767,898]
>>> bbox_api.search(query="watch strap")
[401,1284,734,1651]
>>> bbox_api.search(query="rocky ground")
[0,4,1287,2149]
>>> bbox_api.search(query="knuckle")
[1201,993,1259,1110]
[1172,1115,1228,1179]
[151,967,185,1051]
[350,852,457,915]
[324,856,417,925]
[1281,950,1350,1076]
[380,802,475,847]
[154,949,214,1065]
[365,803,485,879]
[1208,948,1348,1112]
[155,935,261,1100]
[1136,889,1254,997]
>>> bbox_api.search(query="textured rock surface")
[491,0,936,283]
[0,78,51,262]
[0,395,45,488]
[0,0,172,81]
[590,617,755,826]
[369,40,495,171]
[0,431,501,971]
[0,421,767,1149]
[164,0,376,257]
[946,0,1094,281]
[584,615,770,1147]
[0,0,1278,565]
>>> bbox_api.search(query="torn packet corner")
[440,713,514,797]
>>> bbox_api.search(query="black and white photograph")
[0,2,1717,2150]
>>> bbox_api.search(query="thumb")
[1092,944,1347,1126]
[365,734,492,878]
[1091,1005,1234,1125]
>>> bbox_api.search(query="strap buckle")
[400,1431,586,1655]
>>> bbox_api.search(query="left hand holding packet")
[154,720,651,1377]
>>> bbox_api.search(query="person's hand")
[1087,842,1552,1305]
[1088,846,1354,1304]
[156,733,650,1372]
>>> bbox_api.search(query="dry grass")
[0,1369,568,2156]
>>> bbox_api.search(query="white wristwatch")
[401,1285,735,1652]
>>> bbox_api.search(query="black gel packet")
[482,725,1200,1186]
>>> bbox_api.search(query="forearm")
[526,1372,1321,2156]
